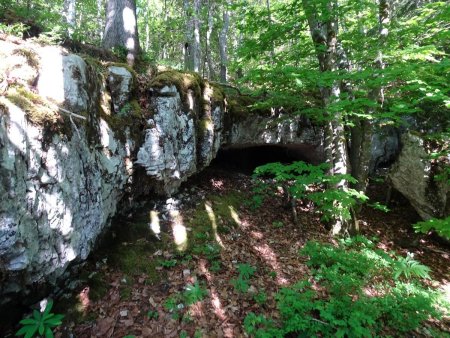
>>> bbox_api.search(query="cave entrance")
[209,144,321,175]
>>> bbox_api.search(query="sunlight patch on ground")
[167,200,188,251]
[149,210,161,238]
[205,201,224,248]
[253,243,288,286]
[442,282,450,303]
[210,287,227,321]
[229,206,241,227]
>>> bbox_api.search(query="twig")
[68,113,81,138]
[57,106,87,120]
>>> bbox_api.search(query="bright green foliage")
[414,216,450,240]
[393,253,431,280]
[244,236,448,337]
[253,161,368,222]
[231,276,250,294]
[16,300,64,338]
[183,282,207,305]
[237,263,256,279]
[159,259,178,268]
[253,290,268,305]
[231,263,256,294]
[146,310,159,320]
[271,221,284,228]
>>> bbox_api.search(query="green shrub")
[244,236,448,337]
[414,216,450,240]
[252,161,368,223]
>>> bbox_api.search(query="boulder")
[389,133,449,220]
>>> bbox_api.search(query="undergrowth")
[244,236,449,337]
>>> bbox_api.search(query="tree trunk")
[103,0,140,67]
[63,0,76,37]
[183,0,193,71]
[96,0,104,40]
[303,0,354,236]
[351,0,389,194]
[205,1,216,80]
[219,1,230,83]
[192,0,201,73]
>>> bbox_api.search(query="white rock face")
[0,41,133,306]
[389,133,449,220]
[107,66,133,114]
[136,85,197,195]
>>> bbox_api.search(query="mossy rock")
[5,86,74,141]
[149,70,204,110]
[12,48,40,69]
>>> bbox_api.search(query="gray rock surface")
[107,66,134,114]
[389,133,449,220]
[0,41,134,306]
[136,85,199,195]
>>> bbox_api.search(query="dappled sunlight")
[165,198,188,251]
[77,286,91,314]
[205,201,224,248]
[228,206,241,227]
[36,47,64,104]
[209,287,227,321]
[443,282,450,303]
[253,243,289,285]
[210,178,225,190]
[149,210,161,238]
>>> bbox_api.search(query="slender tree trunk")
[351,0,389,194]
[192,0,202,73]
[103,0,140,67]
[219,0,230,83]
[63,0,76,37]
[183,0,193,70]
[303,0,354,236]
[205,1,216,80]
[96,0,104,40]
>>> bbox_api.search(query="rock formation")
[389,133,449,220]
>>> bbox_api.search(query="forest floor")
[53,167,449,338]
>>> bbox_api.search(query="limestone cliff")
[0,38,135,307]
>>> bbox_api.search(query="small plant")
[209,260,222,272]
[393,253,431,280]
[237,263,256,279]
[164,295,183,320]
[272,220,284,228]
[159,259,177,268]
[147,310,159,320]
[253,290,268,305]
[16,299,64,338]
[231,276,250,293]
[268,271,277,279]
[183,282,207,305]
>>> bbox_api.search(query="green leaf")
[19,318,37,325]
[45,327,54,338]
[24,325,38,338]
[16,325,35,336]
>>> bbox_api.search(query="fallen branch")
[57,106,87,120]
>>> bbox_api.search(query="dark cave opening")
[209,144,321,175]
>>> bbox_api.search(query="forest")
[0,0,449,337]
